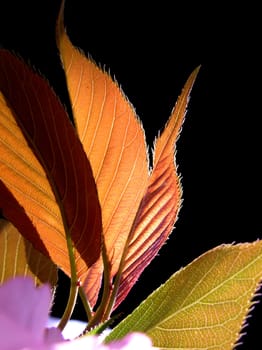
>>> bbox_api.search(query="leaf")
[106,241,262,349]
[57,5,149,305]
[0,50,102,283]
[56,3,200,310]
[0,219,57,288]
[114,67,200,309]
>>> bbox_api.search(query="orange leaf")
[57,2,200,310]
[57,6,149,305]
[115,67,200,308]
[0,50,102,282]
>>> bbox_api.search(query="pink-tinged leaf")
[115,67,200,308]
[57,7,149,306]
[0,219,57,288]
[0,50,102,282]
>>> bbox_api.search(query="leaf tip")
[56,0,66,48]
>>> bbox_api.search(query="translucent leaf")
[0,50,102,283]
[106,241,262,349]
[114,67,200,309]
[57,5,149,305]
[56,4,201,311]
[0,219,57,287]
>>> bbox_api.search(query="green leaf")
[106,241,262,349]
[0,219,57,288]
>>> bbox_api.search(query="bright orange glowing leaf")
[57,4,148,306]
[56,1,200,309]
[0,51,102,283]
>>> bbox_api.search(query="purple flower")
[0,276,64,349]
[0,277,156,350]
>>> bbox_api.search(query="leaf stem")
[85,243,112,330]
[58,280,79,331]
[58,226,79,331]
[29,128,83,330]
[102,250,125,320]
[103,209,142,320]
[79,286,93,321]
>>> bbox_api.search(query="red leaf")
[0,50,102,282]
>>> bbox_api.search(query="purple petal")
[0,314,41,349]
[45,327,65,344]
[0,278,155,350]
[0,277,65,349]
[0,276,51,340]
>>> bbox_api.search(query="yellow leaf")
[0,219,57,287]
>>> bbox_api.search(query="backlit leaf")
[0,219,57,288]
[0,50,102,283]
[56,2,201,312]
[114,67,200,309]
[57,5,149,305]
[106,241,262,349]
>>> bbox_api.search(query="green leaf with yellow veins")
[106,241,262,349]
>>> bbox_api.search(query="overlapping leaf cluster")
[0,2,261,349]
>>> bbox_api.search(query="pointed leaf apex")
[56,0,66,41]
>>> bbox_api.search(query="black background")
[0,1,261,349]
